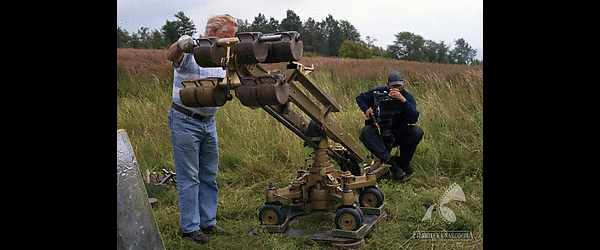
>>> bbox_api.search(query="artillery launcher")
[185,31,390,241]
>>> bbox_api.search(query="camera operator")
[356,72,424,182]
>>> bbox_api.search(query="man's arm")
[402,93,420,124]
[166,35,195,64]
[166,43,184,64]
[356,90,374,116]
[356,87,384,118]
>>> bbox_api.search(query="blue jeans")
[168,108,219,233]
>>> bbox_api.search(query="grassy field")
[117,49,483,249]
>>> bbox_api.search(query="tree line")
[117,10,481,65]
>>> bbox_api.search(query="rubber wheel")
[356,207,365,221]
[259,204,286,226]
[335,208,364,231]
[359,187,385,208]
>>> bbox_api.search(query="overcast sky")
[117,0,483,60]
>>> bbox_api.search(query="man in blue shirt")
[356,72,424,182]
[166,14,237,245]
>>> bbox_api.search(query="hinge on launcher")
[319,105,333,123]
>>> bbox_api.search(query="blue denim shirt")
[172,53,227,116]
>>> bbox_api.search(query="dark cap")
[388,72,405,86]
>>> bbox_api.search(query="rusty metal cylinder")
[264,32,304,63]
[193,38,226,68]
[342,188,355,206]
[256,75,290,105]
[236,74,290,107]
[235,77,260,107]
[236,32,269,64]
[266,187,278,204]
[180,80,229,107]
[367,171,377,182]
[310,189,329,211]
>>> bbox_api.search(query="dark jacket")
[356,86,420,126]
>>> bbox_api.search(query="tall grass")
[117,49,483,249]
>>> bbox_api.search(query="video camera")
[368,90,404,151]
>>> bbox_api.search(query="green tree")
[175,11,197,37]
[302,17,328,55]
[162,11,197,44]
[117,26,130,48]
[251,13,269,32]
[424,40,450,64]
[237,19,251,33]
[322,15,344,57]
[150,30,168,49]
[266,17,280,33]
[162,20,179,45]
[339,20,360,42]
[388,32,427,62]
[451,38,477,65]
[250,13,280,33]
[339,40,373,59]
[280,10,302,31]
[365,36,385,57]
[129,27,151,49]
[245,12,362,58]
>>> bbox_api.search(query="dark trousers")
[360,124,424,167]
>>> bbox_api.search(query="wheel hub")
[339,213,357,231]
[262,210,279,225]
[363,193,379,208]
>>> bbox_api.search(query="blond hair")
[205,14,238,39]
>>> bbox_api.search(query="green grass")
[117,50,483,249]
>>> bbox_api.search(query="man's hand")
[389,89,407,103]
[365,109,374,119]
[177,35,195,53]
